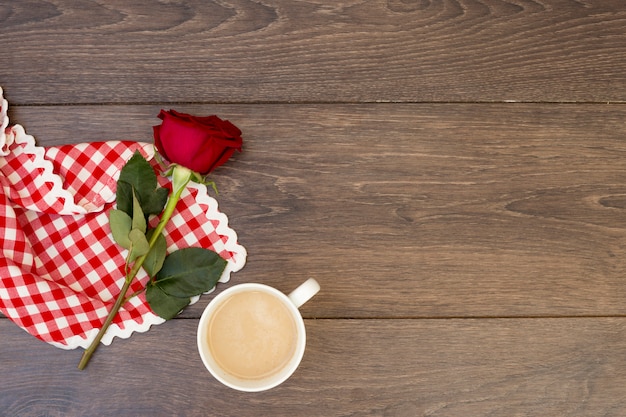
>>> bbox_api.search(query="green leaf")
[143,230,167,278]
[145,284,190,320]
[145,247,226,320]
[116,151,168,219]
[131,189,146,233]
[109,209,132,249]
[119,151,158,193]
[116,181,133,219]
[152,247,227,298]
[129,229,150,254]
[142,187,169,217]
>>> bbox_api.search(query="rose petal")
[153,109,242,174]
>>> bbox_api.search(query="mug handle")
[287,278,321,308]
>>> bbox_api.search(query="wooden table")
[2,1,626,415]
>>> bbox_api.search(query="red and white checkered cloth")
[0,88,246,349]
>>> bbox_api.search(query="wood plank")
[6,103,626,318]
[1,1,626,104]
[1,317,625,416]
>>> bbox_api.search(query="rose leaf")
[145,284,191,320]
[143,230,167,278]
[115,181,133,219]
[117,151,168,218]
[141,187,169,218]
[127,229,150,263]
[131,189,146,233]
[109,209,132,249]
[152,247,227,298]
[119,151,158,192]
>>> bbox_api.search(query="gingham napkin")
[0,88,246,349]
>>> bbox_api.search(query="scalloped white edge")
[0,88,124,215]
[0,87,10,156]
[0,86,247,349]
[3,125,94,215]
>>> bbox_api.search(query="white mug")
[197,278,320,392]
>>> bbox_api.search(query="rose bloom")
[153,109,243,175]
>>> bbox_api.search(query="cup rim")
[197,283,307,392]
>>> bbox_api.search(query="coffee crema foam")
[206,290,297,380]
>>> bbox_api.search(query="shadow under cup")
[197,281,317,392]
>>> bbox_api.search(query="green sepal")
[191,174,218,195]
[205,180,218,195]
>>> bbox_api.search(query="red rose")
[153,109,242,175]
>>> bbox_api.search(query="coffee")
[198,279,319,391]
[205,290,298,380]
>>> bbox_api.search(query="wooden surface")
[2,1,626,416]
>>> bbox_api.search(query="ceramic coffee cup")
[197,278,320,392]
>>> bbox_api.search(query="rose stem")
[77,165,193,370]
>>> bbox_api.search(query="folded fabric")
[0,88,246,349]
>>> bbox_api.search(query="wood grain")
[1,0,625,104]
[2,318,626,416]
[2,1,626,415]
[6,103,626,318]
